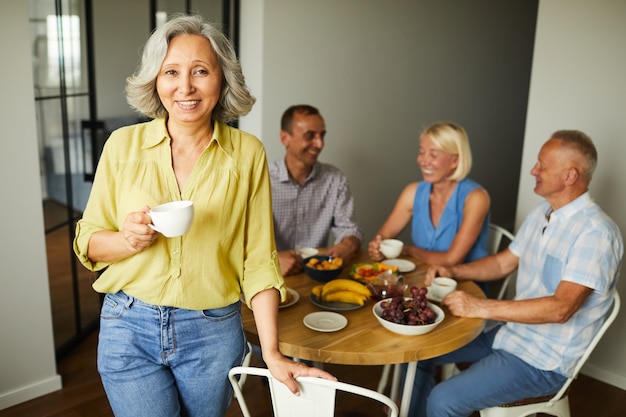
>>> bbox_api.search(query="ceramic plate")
[381,259,416,272]
[303,311,348,332]
[279,288,300,309]
[309,294,363,311]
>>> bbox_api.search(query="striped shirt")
[493,192,623,377]
[269,159,362,251]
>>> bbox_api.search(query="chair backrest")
[547,291,621,405]
[228,366,399,417]
[487,223,515,255]
[487,223,516,300]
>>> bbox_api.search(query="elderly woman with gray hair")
[74,15,333,417]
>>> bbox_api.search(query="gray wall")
[241,0,536,245]
[0,0,62,409]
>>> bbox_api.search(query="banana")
[323,291,368,306]
[311,285,324,298]
[321,278,371,298]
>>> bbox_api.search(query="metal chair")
[479,291,620,417]
[237,342,254,388]
[229,366,399,417]
[485,223,516,300]
[440,223,516,381]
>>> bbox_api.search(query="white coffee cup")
[429,277,457,300]
[148,200,194,237]
[380,238,403,259]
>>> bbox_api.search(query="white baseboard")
[0,374,63,411]
[581,363,626,391]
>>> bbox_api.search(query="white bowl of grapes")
[372,286,444,335]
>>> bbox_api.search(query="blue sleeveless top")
[411,178,490,263]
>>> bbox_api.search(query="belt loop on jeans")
[119,291,135,308]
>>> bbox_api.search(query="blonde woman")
[368,122,491,268]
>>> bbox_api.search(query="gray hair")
[125,14,255,122]
[551,129,598,182]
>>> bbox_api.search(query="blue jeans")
[408,326,568,417]
[97,291,249,417]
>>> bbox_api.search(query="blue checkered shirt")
[493,192,623,377]
[269,159,362,251]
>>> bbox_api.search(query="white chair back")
[229,366,399,417]
[487,223,516,300]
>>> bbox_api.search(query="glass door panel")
[30,0,100,356]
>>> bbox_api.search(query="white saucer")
[426,288,443,302]
[303,312,348,332]
[382,258,416,272]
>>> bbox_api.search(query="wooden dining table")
[240,250,485,417]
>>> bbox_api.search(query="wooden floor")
[1,329,625,417]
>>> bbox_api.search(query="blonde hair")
[125,14,255,122]
[421,121,472,181]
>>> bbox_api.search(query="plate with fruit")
[349,262,399,283]
[310,278,372,311]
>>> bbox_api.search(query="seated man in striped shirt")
[270,104,363,276]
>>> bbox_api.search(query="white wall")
[0,0,62,410]
[93,0,150,119]
[519,0,626,389]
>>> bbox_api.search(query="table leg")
[377,364,392,394]
[390,364,402,403]
[399,361,417,417]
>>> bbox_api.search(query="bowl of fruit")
[303,255,344,283]
[372,286,444,335]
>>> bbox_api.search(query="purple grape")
[378,286,438,326]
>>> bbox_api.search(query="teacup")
[148,200,194,237]
[380,239,403,259]
[429,277,457,300]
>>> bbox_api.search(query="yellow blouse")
[73,118,285,310]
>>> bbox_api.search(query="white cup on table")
[380,239,403,259]
[148,200,194,237]
[429,277,457,300]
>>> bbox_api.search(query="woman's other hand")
[265,355,337,395]
[121,205,158,253]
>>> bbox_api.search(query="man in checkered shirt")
[269,105,363,276]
